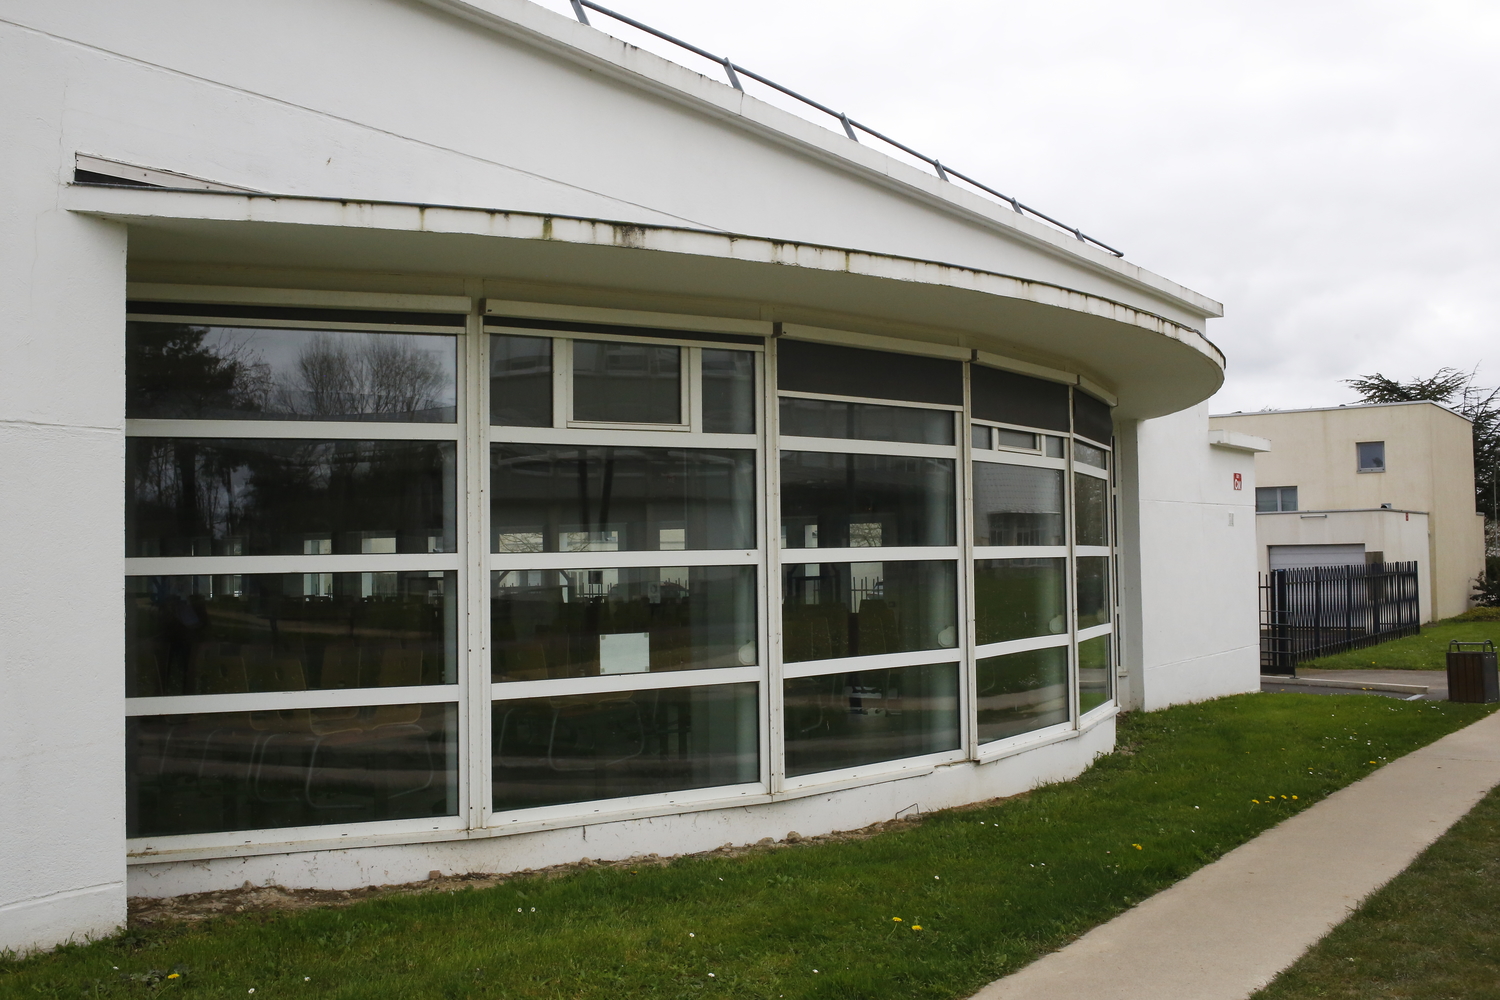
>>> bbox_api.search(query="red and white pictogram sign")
[1233,472,1242,491]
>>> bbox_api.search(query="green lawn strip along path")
[1254,779,1500,999]
[5,695,1491,1000]
[1303,619,1500,671]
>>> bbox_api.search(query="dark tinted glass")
[971,425,991,450]
[490,445,755,552]
[781,561,957,662]
[573,341,680,423]
[126,438,456,558]
[492,682,758,811]
[1079,634,1111,713]
[1358,441,1385,471]
[1075,441,1108,470]
[491,566,756,681]
[702,349,756,434]
[973,464,1065,546]
[1074,473,1110,547]
[974,558,1068,645]
[776,340,962,405]
[490,334,552,426]
[995,428,1039,451]
[127,703,457,837]
[970,365,1070,431]
[126,572,456,698]
[977,646,1069,743]
[780,452,955,548]
[1077,556,1111,628]
[1073,390,1113,445]
[779,398,954,445]
[784,662,959,776]
[126,322,457,422]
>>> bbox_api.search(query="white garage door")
[1268,543,1366,571]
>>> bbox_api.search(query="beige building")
[1210,401,1486,621]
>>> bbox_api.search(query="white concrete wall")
[0,24,129,953]
[1119,403,1262,710]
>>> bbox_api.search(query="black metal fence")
[1260,562,1420,674]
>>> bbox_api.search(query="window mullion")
[464,293,491,832]
[764,339,786,794]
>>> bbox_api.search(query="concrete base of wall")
[0,882,126,957]
[128,717,1114,897]
[1142,646,1260,712]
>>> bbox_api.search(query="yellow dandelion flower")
[1291,795,1298,800]
[167,974,180,980]
[1132,844,1143,850]
[912,925,923,931]
[1252,799,1260,804]
[892,917,902,922]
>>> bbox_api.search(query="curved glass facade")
[122,302,1115,844]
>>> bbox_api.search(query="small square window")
[1357,441,1385,472]
[971,425,991,450]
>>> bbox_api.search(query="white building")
[1211,401,1486,622]
[0,0,1259,954]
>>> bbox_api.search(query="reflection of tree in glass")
[276,334,446,419]
[126,323,272,418]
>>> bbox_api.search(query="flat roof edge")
[1211,399,1470,422]
[412,0,1224,321]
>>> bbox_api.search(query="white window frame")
[120,294,1126,858]
[122,304,475,856]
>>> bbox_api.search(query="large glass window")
[977,647,1069,743]
[974,559,1068,644]
[781,561,957,662]
[1077,557,1111,628]
[784,662,959,776]
[126,439,457,558]
[780,452,955,548]
[123,304,1126,846]
[1074,473,1110,548]
[779,398,954,445]
[127,573,457,697]
[702,349,756,434]
[490,334,552,427]
[492,682,758,810]
[127,322,457,422]
[126,703,458,837]
[572,341,681,423]
[490,445,756,552]
[491,566,756,681]
[973,464,1065,546]
[1079,635,1111,713]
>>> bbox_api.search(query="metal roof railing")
[567,0,1125,258]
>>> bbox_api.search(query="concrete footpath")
[972,709,1500,1000]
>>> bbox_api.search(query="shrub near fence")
[1261,561,1421,674]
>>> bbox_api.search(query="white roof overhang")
[66,184,1225,420]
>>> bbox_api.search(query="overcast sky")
[528,0,1499,412]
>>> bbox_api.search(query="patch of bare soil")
[126,810,945,928]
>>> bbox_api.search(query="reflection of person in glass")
[153,578,207,696]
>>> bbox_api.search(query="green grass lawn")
[1302,619,1500,671]
[1254,779,1500,999]
[4,694,1492,1000]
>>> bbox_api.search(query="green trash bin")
[1447,640,1499,704]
